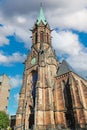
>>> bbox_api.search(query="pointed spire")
[36,4,47,25]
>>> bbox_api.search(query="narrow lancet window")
[35,32,38,43]
[47,33,49,43]
[32,70,38,107]
[63,80,75,129]
[40,31,44,42]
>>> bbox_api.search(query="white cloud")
[0,36,9,46]
[44,1,87,32]
[10,75,22,88]
[0,0,87,51]
[0,52,27,65]
[52,30,82,56]
[52,30,87,78]
[67,52,87,71]
[67,53,87,79]
[14,25,31,48]
[17,16,26,24]
[0,23,31,48]
[0,0,87,49]
[0,0,87,78]
[14,93,19,103]
[50,9,87,32]
[0,25,14,46]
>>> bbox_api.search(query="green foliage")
[0,111,10,129]
[9,128,12,130]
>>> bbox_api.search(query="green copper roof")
[37,6,47,25]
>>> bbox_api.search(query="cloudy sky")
[0,0,87,115]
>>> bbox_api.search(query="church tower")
[16,6,59,130]
[16,5,87,130]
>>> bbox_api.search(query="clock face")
[31,57,36,65]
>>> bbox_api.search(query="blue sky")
[0,0,87,115]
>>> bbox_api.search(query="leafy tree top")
[0,111,10,129]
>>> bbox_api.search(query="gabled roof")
[57,60,74,76]
[36,6,47,25]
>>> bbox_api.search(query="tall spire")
[36,4,47,25]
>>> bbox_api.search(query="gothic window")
[32,70,38,107]
[8,89,10,92]
[47,33,49,43]
[64,83,72,109]
[7,97,9,100]
[0,82,2,85]
[35,32,38,43]
[63,80,75,129]
[40,31,44,42]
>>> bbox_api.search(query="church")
[16,6,87,130]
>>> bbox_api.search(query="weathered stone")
[0,74,10,112]
[16,6,87,130]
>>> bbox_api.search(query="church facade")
[16,7,87,130]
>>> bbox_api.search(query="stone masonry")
[16,6,87,130]
[0,74,10,112]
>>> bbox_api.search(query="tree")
[0,111,10,129]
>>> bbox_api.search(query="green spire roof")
[37,6,47,25]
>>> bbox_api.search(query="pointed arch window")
[32,70,38,107]
[47,33,49,43]
[40,31,44,42]
[63,80,75,128]
[35,32,38,44]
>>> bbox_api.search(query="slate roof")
[36,6,47,25]
[57,60,74,76]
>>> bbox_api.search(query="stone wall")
[0,74,10,112]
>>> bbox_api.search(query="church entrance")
[29,70,38,129]
[64,80,75,129]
